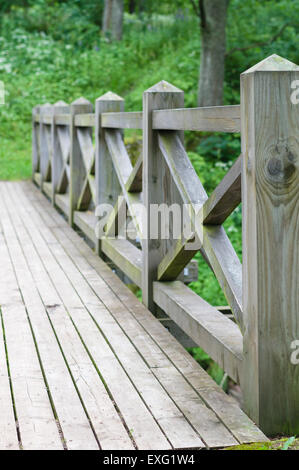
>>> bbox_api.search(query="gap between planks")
[22,180,265,448]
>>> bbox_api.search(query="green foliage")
[188,347,228,391]
[225,437,299,450]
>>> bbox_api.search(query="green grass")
[225,437,299,450]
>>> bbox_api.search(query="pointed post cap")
[96,91,123,102]
[71,96,92,113]
[54,100,68,106]
[145,80,183,93]
[71,96,92,106]
[243,54,299,74]
[53,100,70,114]
[40,102,53,114]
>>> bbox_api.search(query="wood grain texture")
[52,101,70,205]
[74,113,95,127]
[142,81,184,312]
[69,97,93,225]
[95,92,124,255]
[26,180,268,446]
[101,111,143,129]
[32,105,41,178]
[153,281,243,383]
[241,54,299,435]
[153,105,240,132]
[203,155,241,225]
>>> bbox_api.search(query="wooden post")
[52,100,70,205]
[32,105,41,181]
[95,92,123,255]
[241,54,299,435]
[69,97,92,226]
[142,81,184,312]
[39,103,52,188]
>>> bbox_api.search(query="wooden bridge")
[0,55,298,450]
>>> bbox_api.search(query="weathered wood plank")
[153,105,240,132]
[69,98,93,225]
[157,231,200,281]
[37,193,266,446]
[8,184,134,450]
[153,281,243,383]
[52,101,70,204]
[55,192,69,216]
[101,111,143,129]
[74,113,95,127]
[45,227,238,448]
[0,193,63,450]
[32,105,41,177]
[18,184,174,450]
[43,181,52,199]
[39,103,53,186]
[101,238,142,287]
[203,155,241,225]
[55,113,71,126]
[3,184,99,450]
[241,54,299,435]
[33,172,42,187]
[0,307,19,450]
[105,129,143,238]
[73,210,97,243]
[125,153,143,193]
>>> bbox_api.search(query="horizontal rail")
[101,111,143,129]
[101,238,142,287]
[74,113,95,127]
[153,105,240,132]
[55,114,71,125]
[34,106,241,132]
[153,280,243,383]
[73,210,97,243]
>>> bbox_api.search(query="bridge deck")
[0,181,267,450]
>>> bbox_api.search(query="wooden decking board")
[31,193,267,446]
[24,181,268,445]
[10,183,173,450]
[22,184,247,447]
[0,309,20,450]
[20,186,239,449]
[0,185,99,450]
[53,222,268,444]
[0,206,63,449]
[14,183,204,450]
[4,185,134,450]
[0,181,268,449]
[50,230,237,448]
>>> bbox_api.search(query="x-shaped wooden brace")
[103,129,143,240]
[56,125,71,194]
[76,127,96,211]
[156,131,243,332]
[40,104,53,183]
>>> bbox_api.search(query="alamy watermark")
[290,80,299,104]
[94,197,202,250]
[290,340,299,365]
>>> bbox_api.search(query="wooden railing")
[32,54,299,436]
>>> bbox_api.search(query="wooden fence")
[32,54,299,436]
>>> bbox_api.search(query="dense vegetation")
[0,0,298,385]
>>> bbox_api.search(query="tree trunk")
[198,0,230,107]
[102,0,124,41]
